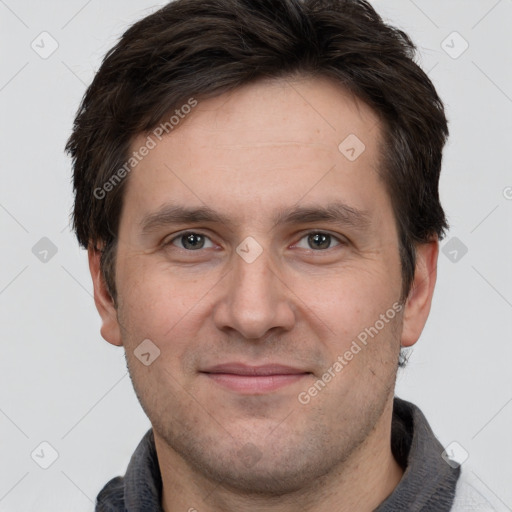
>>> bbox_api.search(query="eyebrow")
[140,201,372,235]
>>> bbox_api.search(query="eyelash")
[163,230,347,253]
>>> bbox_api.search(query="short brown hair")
[66,0,449,304]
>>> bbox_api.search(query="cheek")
[290,263,399,336]
[326,273,400,371]
[116,263,180,339]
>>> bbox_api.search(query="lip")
[201,363,311,393]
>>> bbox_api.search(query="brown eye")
[308,233,331,250]
[295,232,344,251]
[168,232,214,250]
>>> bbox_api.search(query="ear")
[88,245,123,347]
[401,239,439,347]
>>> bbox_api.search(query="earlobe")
[88,245,123,347]
[400,240,439,348]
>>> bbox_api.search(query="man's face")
[107,76,406,492]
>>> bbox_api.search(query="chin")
[196,452,328,496]
[166,424,344,496]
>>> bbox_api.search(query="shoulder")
[451,466,506,511]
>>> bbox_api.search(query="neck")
[156,399,403,512]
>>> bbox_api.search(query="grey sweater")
[95,397,461,511]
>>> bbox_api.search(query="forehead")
[122,75,387,228]
[167,75,380,146]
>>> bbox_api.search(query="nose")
[212,242,296,341]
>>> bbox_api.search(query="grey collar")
[375,398,460,511]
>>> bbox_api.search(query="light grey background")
[0,1,511,510]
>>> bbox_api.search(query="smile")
[201,363,312,393]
